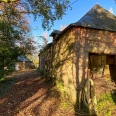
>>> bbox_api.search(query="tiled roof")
[17,56,31,62]
[50,30,61,37]
[71,4,116,31]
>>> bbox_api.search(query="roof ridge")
[73,4,116,31]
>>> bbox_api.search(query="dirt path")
[0,69,77,116]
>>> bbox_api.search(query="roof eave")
[55,24,116,41]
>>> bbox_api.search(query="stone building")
[15,56,32,70]
[39,4,116,103]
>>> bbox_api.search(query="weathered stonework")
[39,5,116,105]
[39,26,116,104]
[51,26,116,103]
[52,29,77,102]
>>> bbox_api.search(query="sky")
[29,0,116,45]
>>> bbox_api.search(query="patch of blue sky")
[29,0,116,45]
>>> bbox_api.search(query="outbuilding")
[39,4,116,104]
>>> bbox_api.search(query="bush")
[38,69,56,85]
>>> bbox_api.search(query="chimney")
[49,29,61,41]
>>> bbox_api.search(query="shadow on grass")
[111,91,116,104]
[74,100,93,116]
[0,78,17,97]
[0,70,61,116]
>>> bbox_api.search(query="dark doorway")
[106,55,116,83]
[106,55,115,65]
[109,65,116,83]
[89,53,116,83]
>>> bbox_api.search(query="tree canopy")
[1,0,70,30]
[26,0,70,30]
[0,0,70,78]
[0,2,34,78]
